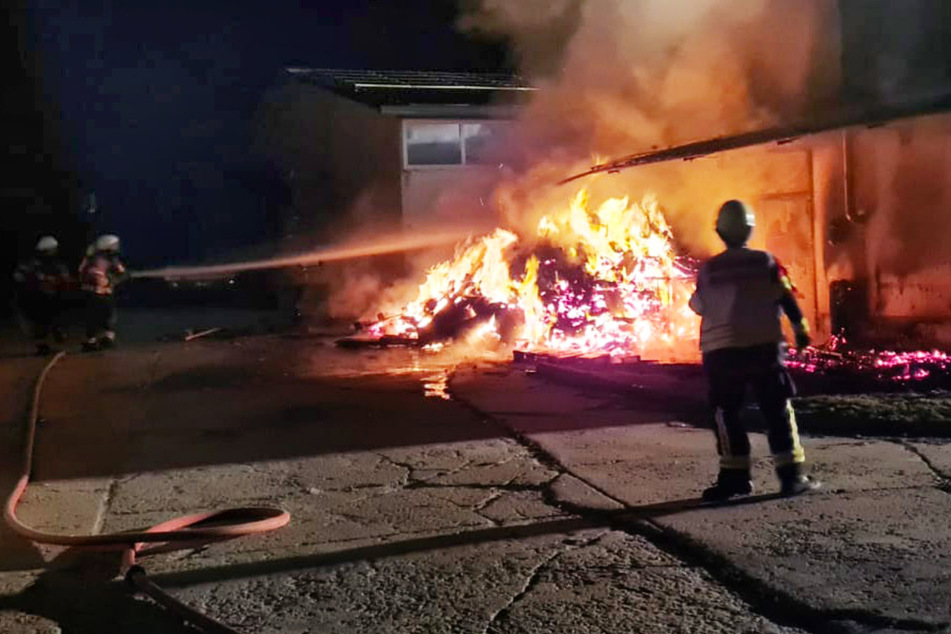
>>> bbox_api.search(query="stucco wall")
[816,112,951,344]
[400,166,500,231]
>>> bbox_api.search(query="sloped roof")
[285,68,535,108]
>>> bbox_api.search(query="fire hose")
[3,351,292,634]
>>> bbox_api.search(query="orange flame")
[369,189,699,360]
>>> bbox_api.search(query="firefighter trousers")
[701,343,805,472]
[18,293,64,343]
[84,292,117,341]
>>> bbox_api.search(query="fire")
[789,343,951,384]
[367,189,699,359]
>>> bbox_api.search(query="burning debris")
[342,190,699,360]
[789,338,951,393]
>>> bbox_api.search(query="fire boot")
[701,469,753,502]
[99,331,116,349]
[777,463,820,497]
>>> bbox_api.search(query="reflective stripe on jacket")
[79,254,126,295]
[689,248,800,353]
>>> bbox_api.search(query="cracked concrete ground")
[453,364,951,632]
[0,335,946,633]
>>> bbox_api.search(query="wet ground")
[1,327,950,633]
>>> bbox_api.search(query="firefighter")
[688,200,820,501]
[79,234,127,351]
[12,236,70,355]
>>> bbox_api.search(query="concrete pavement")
[0,334,947,633]
[453,364,951,632]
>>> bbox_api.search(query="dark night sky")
[17,0,508,266]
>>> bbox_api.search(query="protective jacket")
[13,257,70,297]
[688,247,804,353]
[79,254,126,295]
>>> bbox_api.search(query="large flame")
[368,190,699,360]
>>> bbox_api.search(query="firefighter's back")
[698,247,784,352]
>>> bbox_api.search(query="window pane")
[406,123,462,166]
[463,122,506,164]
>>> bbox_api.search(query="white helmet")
[715,200,755,247]
[35,236,59,253]
[94,234,121,253]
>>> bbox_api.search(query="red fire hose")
[3,351,292,634]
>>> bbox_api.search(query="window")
[404,121,510,168]
[405,123,462,166]
[462,123,503,164]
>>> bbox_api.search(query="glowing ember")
[789,342,951,385]
[367,190,699,359]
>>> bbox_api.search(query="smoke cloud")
[463,0,838,158]
[458,0,840,256]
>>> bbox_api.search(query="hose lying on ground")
[3,351,292,634]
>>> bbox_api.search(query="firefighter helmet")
[35,236,59,253]
[715,200,755,247]
[94,234,121,253]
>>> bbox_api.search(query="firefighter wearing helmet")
[688,200,819,501]
[79,234,127,351]
[12,236,70,355]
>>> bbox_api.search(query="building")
[567,1,951,349]
[257,68,533,322]
[260,69,534,246]
[576,93,951,348]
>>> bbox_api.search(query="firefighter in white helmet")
[688,200,820,501]
[78,234,127,351]
[12,236,70,355]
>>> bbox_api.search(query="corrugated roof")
[285,68,535,108]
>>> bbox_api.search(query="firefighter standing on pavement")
[688,200,820,501]
[79,234,126,351]
[12,236,71,355]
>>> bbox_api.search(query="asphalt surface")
[1,330,949,633]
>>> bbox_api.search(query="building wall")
[398,117,512,233]
[815,111,951,345]
[260,83,403,248]
[744,149,820,339]
[811,138,843,334]
[258,83,405,320]
[400,167,500,231]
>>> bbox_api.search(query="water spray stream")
[131,227,478,280]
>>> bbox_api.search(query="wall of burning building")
[819,112,951,346]
[812,0,951,346]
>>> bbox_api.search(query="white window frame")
[402,119,507,170]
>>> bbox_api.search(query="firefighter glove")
[793,321,811,349]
